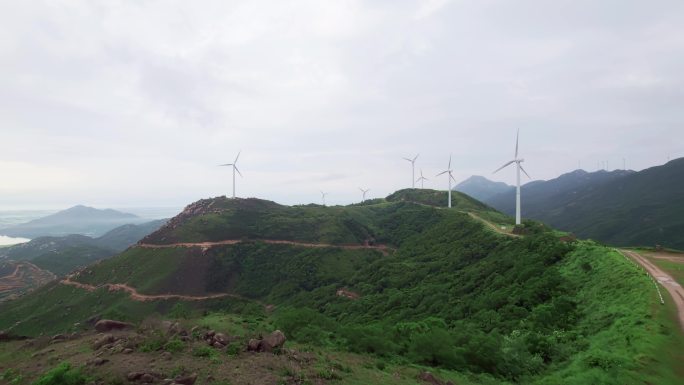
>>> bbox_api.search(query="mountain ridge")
[483,159,684,248]
[0,205,145,238]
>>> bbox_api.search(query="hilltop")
[484,159,684,249]
[454,176,514,202]
[0,189,680,385]
[0,205,144,238]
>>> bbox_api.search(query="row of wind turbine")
[221,130,530,224]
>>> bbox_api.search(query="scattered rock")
[92,334,116,350]
[95,319,133,332]
[174,373,197,385]
[161,351,172,361]
[127,372,144,381]
[88,358,109,367]
[261,330,286,353]
[123,348,133,354]
[246,330,287,353]
[140,373,155,383]
[51,334,67,341]
[214,332,229,345]
[212,341,225,349]
[247,338,261,352]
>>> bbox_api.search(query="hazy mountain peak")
[454,175,514,202]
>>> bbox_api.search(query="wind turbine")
[416,169,428,189]
[359,188,370,203]
[219,151,242,199]
[436,155,457,208]
[403,154,419,188]
[321,191,329,206]
[493,129,530,225]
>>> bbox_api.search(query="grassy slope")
[536,243,684,384]
[1,192,682,384]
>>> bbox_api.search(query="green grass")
[534,242,684,384]
[31,362,89,385]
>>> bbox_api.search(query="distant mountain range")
[457,158,684,249]
[0,205,146,238]
[453,175,514,201]
[0,219,166,276]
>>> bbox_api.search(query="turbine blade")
[515,129,519,158]
[436,170,448,176]
[449,172,457,183]
[519,164,531,179]
[402,157,413,162]
[448,154,452,169]
[234,166,243,177]
[218,163,233,167]
[493,160,515,174]
[234,151,241,163]
[413,154,419,162]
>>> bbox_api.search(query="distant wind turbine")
[416,169,428,189]
[359,188,370,203]
[493,129,530,225]
[403,154,419,188]
[436,155,457,208]
[321,191,329,206]
[218,151,242,199]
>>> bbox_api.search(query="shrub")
[164,338,185,353]
[32,363,89,385]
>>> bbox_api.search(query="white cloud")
[0,0,683,208]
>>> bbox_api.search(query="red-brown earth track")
[620,249,684,333]
[136,239,394,255]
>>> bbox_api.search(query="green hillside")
[484,158,684,249]
[0,190,680,384]
[0,220,166,276]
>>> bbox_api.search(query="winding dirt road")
[137,239,393,255]
[620,249,684,332]
[60,277,253,303]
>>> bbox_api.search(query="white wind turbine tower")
[416,169,428,189]
[403,154,419,188]
[218,151,242,199]
[493,129,530,225]
[320,191,329,206]
[359,188,370,203]
[436,155,457,208]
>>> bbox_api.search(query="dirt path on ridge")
[620,249,684,332]
[137,239,393,255]
[465,212,520,238]
[60,277,259,304]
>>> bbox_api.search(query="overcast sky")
[1,0,683,209]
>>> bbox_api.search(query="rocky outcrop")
[246,330,286,353]
[201,329,235,349]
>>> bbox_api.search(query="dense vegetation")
[0,190,680,384]
[482,158,684,249]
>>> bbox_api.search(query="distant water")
[0,206,180,225]
[0,235,30,246]
[0,210,56,228]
